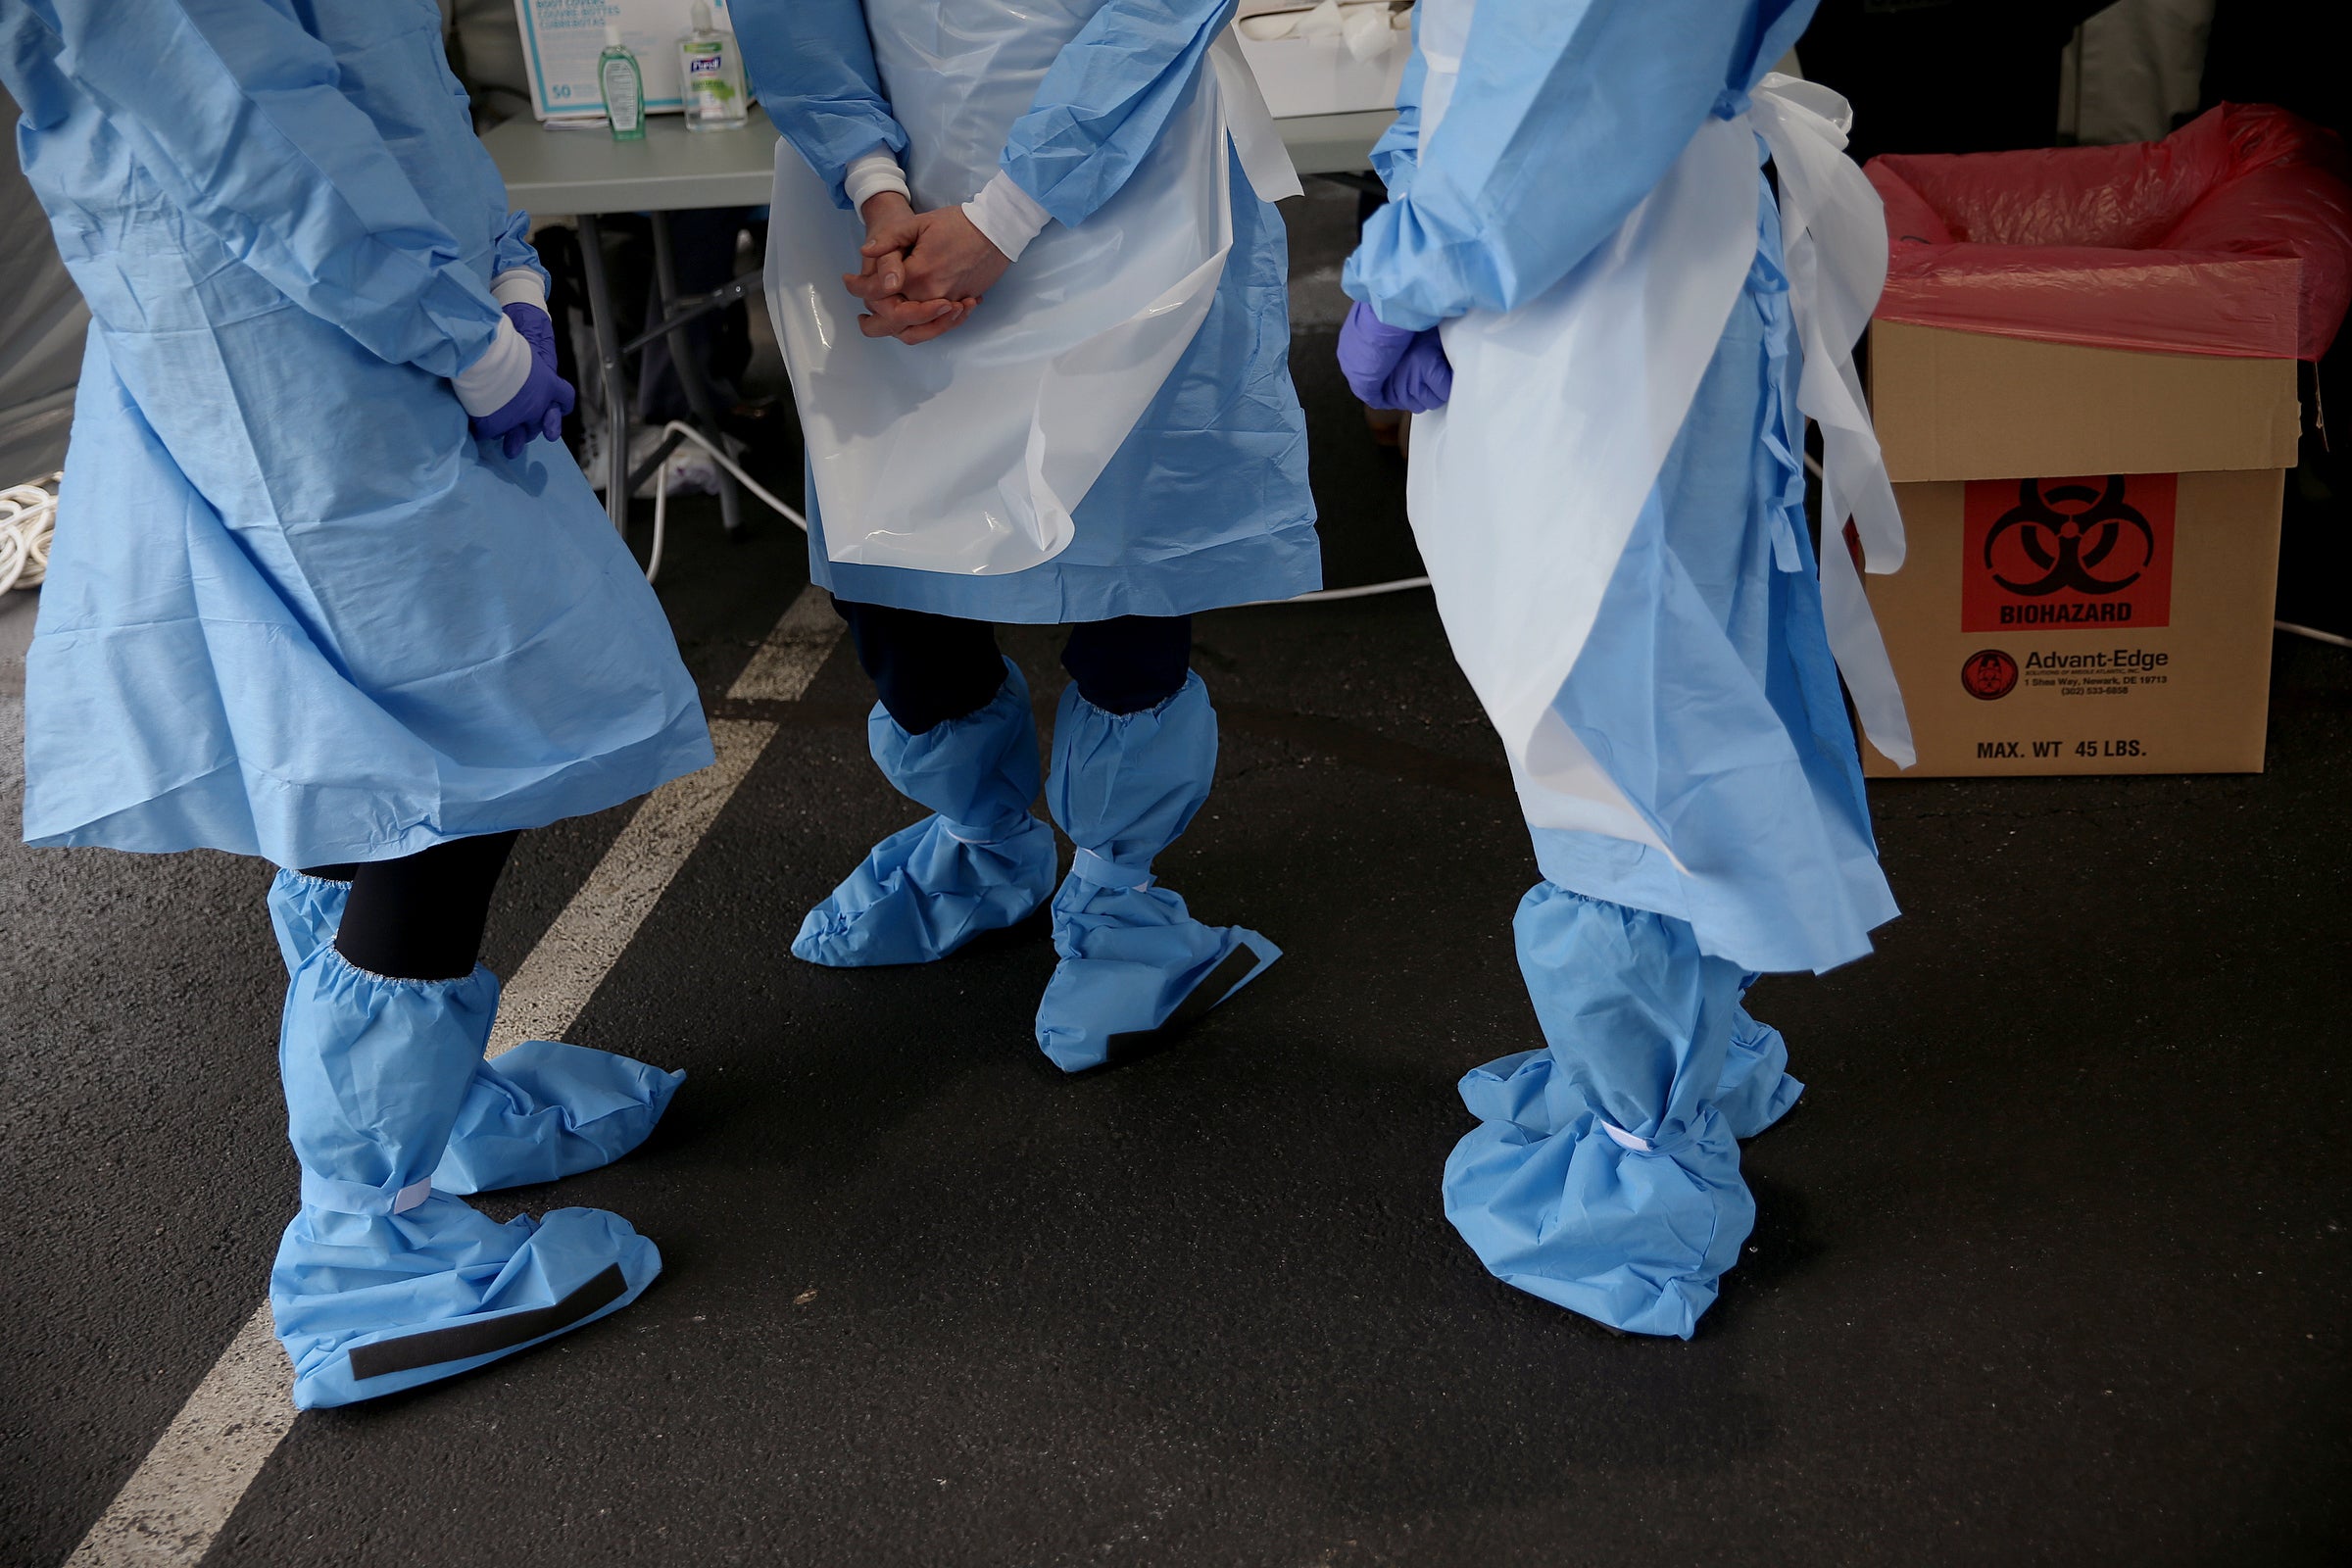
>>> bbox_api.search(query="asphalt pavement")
[2,185,2347,1567]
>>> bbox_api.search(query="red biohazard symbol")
[1982,475,2155,596]
[1961,649,2018,701]
[1962,473,2176,633]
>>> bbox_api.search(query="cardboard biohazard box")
[1854,106,2352,777]
[1859,321,2300,776]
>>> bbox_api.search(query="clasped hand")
[844,191,1011,344]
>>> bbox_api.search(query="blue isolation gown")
[1344,0,1897,1336]
[735,0,1321,622]
[4,0,711,867]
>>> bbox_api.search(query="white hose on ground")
[646,420,1433,602]
[2277,619,2352,649]
[1277,574,1431,603]
[647,420,809,584]
[645,429,2352,633]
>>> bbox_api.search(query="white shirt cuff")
[489,269,548,313]
[844,150,911,213]
[962,171,1051,263]
[451,316,533,416]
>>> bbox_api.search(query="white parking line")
[61,586,839,1568]
[62,1309,293,1568]
[726,584,842,703]
[486,716,774,1055]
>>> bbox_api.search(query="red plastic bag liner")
[1866,105,2352,361]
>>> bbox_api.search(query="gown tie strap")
[1743,73,1916,768]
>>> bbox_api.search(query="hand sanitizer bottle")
[679,2,749,132]
[599,25,645,142]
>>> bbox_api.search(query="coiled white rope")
[1,473,61,594]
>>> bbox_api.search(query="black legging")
[302,831,519,982]
[834,598,1193,734]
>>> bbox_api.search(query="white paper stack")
[1235,1,1412,120]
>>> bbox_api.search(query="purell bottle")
[678,2,749,132]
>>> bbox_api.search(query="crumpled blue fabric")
[1344,0,1822,328]
[431,1040,684,1197]
[1718,980,1803,1140]
[266,870,365,976]
[1344,0,1862,1340]
[1036,673,1277,1072]
[1340,0,1890,978]
[267,869,684,1198]
[739,0,1319,623]
[1443,882,1753,1339]
[6,1,710,867]
[270,943,658,1408]
[1521,209,1896,977]
[794,659,1059,967]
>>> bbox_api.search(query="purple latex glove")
[471,303,576,460]
[1337,299,1452,413]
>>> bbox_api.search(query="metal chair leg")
[574,214,630,534]
[652,213,745,536]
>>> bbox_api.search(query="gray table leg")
[574,213,629,533]
[650,213,745,536]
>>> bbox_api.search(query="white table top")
[485,104,1393,218]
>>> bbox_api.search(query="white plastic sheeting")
[2059,0,2216,147]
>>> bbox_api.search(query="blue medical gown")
[736,0,1321,623]
[1345,0,1894,976]
[3,0,711,866]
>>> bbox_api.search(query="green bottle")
[599,24,646,142]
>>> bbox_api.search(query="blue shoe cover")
[1441,885,1754,1339]
[272,1196,660,1409]
[268,868,683,1194]
[1716,996,1802,1140]
[268,870,355,972]
[794,659,1057,967]
[1035,674,1278,1073]
[1035,890,1280,1072]
[431,1039,686,1196]
[270,947,660,1406]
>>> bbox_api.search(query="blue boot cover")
[1442,885,1754,1339]
[267,868,685,1195]
[1715,977,1803,1140]
[794,659,1059,967]
[1035,674,1279,1073]
[430,1039,685,1196]
[270,947,660,1407]
[267,869,355,972]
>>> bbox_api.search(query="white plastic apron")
[1403,1,1912,859]
[762,3,1299,577]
